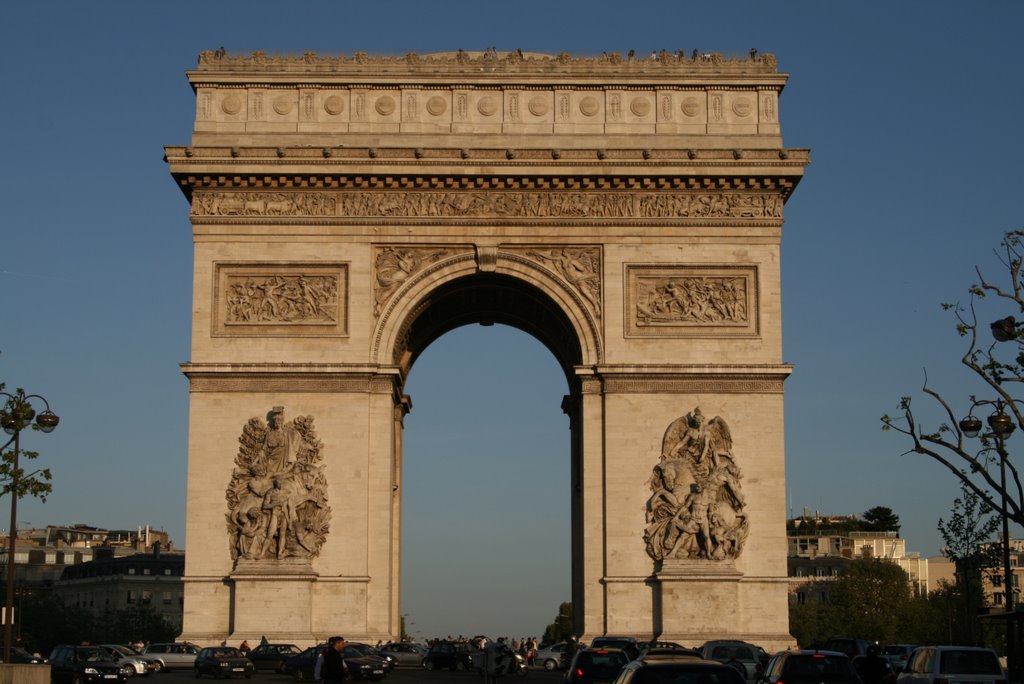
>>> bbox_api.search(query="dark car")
[699,640,770,681]
[378,642,427,667]
[194,646,256,679]
[590,637,640,661]
[823,638,874,659]
[282,644,386,681]
[348,642,396,671]
[423,641,476,671]
[48,644,130,683]
[566,647,631,684]
[1,645,44,664]
[613,656,747,684]
[761,650,860,684]
[246,643,302,672]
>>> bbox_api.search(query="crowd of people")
[413,635,544,665]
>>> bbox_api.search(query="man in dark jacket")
[321,636,348,684]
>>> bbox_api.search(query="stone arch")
[372,249,602,382]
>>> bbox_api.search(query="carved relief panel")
[225,406,331,566]
[513,246,602,320]
[373,246,457,317]
[625,265,758,338]
[213,262,348,337]
[644,407,748,563]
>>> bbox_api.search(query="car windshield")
[79,648,117,662]
[939,650,1001,675]
[783,655,856,680]
[577,650,629,674]
[634,665,746,684]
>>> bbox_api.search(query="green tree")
[542,602,573,644]
[938,482,1002,645]
[882,230,1024,529]
[826,558,914,644]
[861,506,901,533]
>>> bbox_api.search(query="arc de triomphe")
[165,49,807,648]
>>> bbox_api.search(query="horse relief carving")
[225,406,331,564]
[644,407,748,562]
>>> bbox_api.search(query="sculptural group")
[225,407,332,563]
[644,407,748,562]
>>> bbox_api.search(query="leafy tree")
[827,558,914,644]
[861,506,900,533]
[938,481,1002,644]
[542,601,572,644]
[882,230,1024,528]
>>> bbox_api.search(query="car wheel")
[292,670,305,682]
[424,659,434,670]
[72,676,85,684]
[151,661,163,673]
[544,659,557,671]
[456,660,466,671]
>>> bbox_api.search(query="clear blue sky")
[3,1,1023,641]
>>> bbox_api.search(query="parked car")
[590,637,640,661]
[422,640,476,671]
[760,650,861,684]
[536,642,568,671]
[882,644,917,672]
[246,643,302,672]
[194,646,256,679]
[823,638,875,659]
[48,644,130,683]
[700,640,770,681]
[613,656,747,684]
[282,644,387,681]
[378,641,427,666]
[565,647,631,684]
[97,644,157,676]
[141,641,200,670]
[896,645,1005,684]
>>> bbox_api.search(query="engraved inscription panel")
[626,265,758,338]
[214,262,348,337]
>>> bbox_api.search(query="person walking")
[318,635,348,684]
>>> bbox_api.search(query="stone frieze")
[192,190,782,220]
[519,246,602,319]
[374,246,455,316]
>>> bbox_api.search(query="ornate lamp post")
[0,389,58,664]
[959,399,1017,681]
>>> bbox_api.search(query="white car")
[98,644,156,676]
[141,642,200,670]
[897,646,1005,684]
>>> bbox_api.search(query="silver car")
[98,644,156,676]
[141,642,200,670]
[535,642,567,671]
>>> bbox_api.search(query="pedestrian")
[239,640,250,654]
[260,634,269,647]
[317,635,348,684]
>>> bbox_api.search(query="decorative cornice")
[193,49,780,76]
[579,364,793,394]
[181,363,400,394]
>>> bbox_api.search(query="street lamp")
[960,400,1018,680]
[0,389,58,664]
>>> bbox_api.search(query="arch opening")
[392,272,585,387]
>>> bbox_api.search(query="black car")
[423,641,476,671]
[590,637,640,661]
[761,650,861,684]
[348,642,396,671]
[282,644,387,681]
[48,644,129,683]
[612,657,747,684]
[1,646,44,664]
[246,642,302,672]
[566,647,631,684]
[194,646,256,679]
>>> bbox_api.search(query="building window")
[993,576,1002,587]
[162,591,172,605]
[128,567,136,575]
[141,591,152,605]
[127,591,136,605]
[796,592,806,605]
[994,592,1004,605]
[164,568,172,575]
[143,567,151,575]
